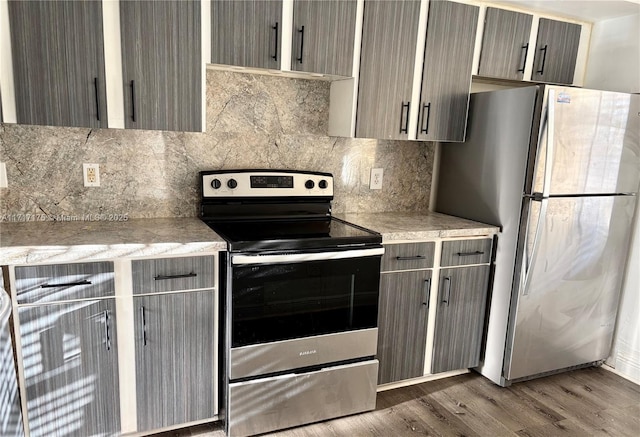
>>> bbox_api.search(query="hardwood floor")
[156,367,640,437]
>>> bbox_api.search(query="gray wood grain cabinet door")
[356,0,420,140]
[291,0,357,76]
[478,7,533,80]
[417,0,478,142]
[211,0,282,69]
[377,270,432,384]
[532,18,581,85]
[120,0,202,132]
[134,291,215,431]
[432,266,490,374]
[8,0,108,128]
[18,300,120,437]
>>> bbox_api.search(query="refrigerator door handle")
[542,89,556,198]
[521,198,548,296]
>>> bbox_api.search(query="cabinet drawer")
[441,239,492,267]
[381,242,435,272]
[15,262,114,304]
[132,256,215,294]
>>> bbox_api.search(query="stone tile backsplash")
[0,69,434,221]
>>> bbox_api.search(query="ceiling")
[488,0,640,22]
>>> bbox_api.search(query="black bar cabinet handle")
[41,280,91,288]
[396,255,424,261]
[154,272,197,281]
[518,43,529,73]
[422,278,431,307]
[272,22,279,61]
[442,276,451,306]
[104,310,111,351]
[297,26,304,63]
[130,80,136,122]
[140,306,147,346]
[456,251,485,257]
[420,102,431,134]
[94,77,100,121]
[537,45,548,75]
[399,102,410,134]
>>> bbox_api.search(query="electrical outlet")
[83,163,101,187]
[370,168,383,190]
[0,162,8,188]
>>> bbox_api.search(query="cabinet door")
[134,291,215,431]
[291,0,357,76]
[211,0,282,69]
[8,0,108,128]
[18,300,120,437]
[120,0,201,132]
[356,0,420,140]
[417,0,478,142]
[377,270,432,384]
[478,7,533,80]
[432,266,489,374]
[532,18,581,85]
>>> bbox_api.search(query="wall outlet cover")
[83,163,101,187]
[0,162,8,188]
[370,168,383,190]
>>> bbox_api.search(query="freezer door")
[532,88,640,195]
[505,195,636,381]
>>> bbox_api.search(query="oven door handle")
[232,247,385,265]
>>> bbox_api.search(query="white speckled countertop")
[0,212,498,265]
[335,212,500,241]
[0,218,226,265]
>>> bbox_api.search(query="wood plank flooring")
[154,367,640,437]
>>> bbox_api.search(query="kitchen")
[1,0,639,436]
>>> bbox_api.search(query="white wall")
[584,13,640,93]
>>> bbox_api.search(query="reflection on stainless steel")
[231,328,377,380]
[506,196,636,379]
[228,360,378,437]
[1,289,24,436]
[437,85,640,386]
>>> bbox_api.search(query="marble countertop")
[335,212,500,241]
[0,217,226,265]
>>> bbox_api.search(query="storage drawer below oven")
[228,359,378,437]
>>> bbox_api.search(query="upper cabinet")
[356,0,420,140]
[211,0,282,70]
[7,0,108,128]
[478,7,533,81]
[416,0,478,142]
[532,18,581,85]
[120,0,202,132]
[291,0,358,77]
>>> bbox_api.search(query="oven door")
[230,248,383,349]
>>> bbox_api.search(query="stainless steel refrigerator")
[436,85,640,386]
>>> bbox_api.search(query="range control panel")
[201,170,334,198]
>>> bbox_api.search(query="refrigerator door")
[505,195,637,381]
[532,88,640,196]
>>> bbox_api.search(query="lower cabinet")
[377,270,432,384]
[431,266,490,374]
[18,299,120,437]
[133,290,216,431]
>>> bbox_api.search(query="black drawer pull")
[296,25,304,63]
[271,22,279,61]
[420,102,431,134]
[396,255,425,261]
[537,44,548,75]
[130,80,136,122]
[94,77,100,121]
[399,101,410,134]
[456,251,485,257]
[517,43,529,73]
[41,280,92,288]
[154,272,197,281]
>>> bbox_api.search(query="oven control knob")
[318,179,328,189]
[305,179,315,189]
[211,178,222,189]
[227,178,238,189]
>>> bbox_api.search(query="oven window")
[231,256,380,347]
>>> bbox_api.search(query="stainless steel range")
[199,170,383,437]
